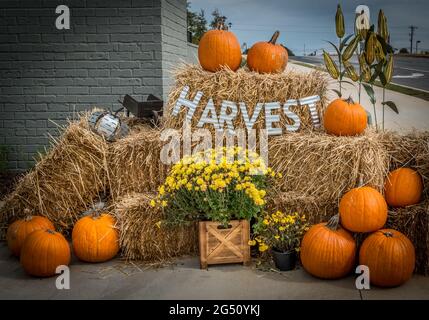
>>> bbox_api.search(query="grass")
[290,60,429,101]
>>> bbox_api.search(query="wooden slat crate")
[199,220,251,269]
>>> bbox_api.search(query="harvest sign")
[171,86,321,135]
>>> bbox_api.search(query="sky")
[188,0,429,56]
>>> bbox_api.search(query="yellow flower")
[263,219,270,225]
[161,200,167,207]
[279,226,285,231]
[259,243,269,252]
[248,240,256,246]
[150,199,156,207]
[155,221,162,229]
[274,235,280,239]
[158,185,165,195]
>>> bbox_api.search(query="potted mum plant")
[152,147,280,268]
[251,211,308,271]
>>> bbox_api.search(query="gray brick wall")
[160,0,187,100]
[0,0,187,171]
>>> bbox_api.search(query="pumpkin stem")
[45,229,56,235]
[325,214,340,231]
[345,96,355,105]
[383,231,394,237]
[216,21,227,31]
[357,174,365,187]
[269,31,280,44]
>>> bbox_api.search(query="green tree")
[210,8,231,29]
[187,2,207,44]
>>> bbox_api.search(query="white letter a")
[56,5,70,30]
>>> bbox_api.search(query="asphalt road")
[290,55,429,92]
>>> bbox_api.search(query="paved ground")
[287,62,429,132]
[291,55,429,92]
[0,243,428,300]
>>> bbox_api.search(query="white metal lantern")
[88,110,129,142]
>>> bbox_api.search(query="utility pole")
[409,25,418,54]
[303,43,306,56]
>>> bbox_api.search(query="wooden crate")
[198,220,251,269]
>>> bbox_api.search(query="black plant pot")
[271,249,296,271]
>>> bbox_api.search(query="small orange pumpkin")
[359,229,415,287]
[385,168,423,207]
[7,215,54,256]
[324,97,367,136]
[300,215,356,279]
[20,229,70,277]
[339,186,387,233]
[72,213,119,263]
[247,31,288,74]
[198,23,242,72]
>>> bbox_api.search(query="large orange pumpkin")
[247,31,288,74]
[72,213,119,263]
[359,229,415,287]
[339,186,387,233]
[20,229,71,277]
[385,168,423,207]
[198,23,242,72]
[300,216,356,279]
[7,215,54,256]
[324,98,367,136]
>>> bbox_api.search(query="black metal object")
[119,94,163,120]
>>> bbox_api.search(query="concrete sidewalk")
[0,243,428,300]
[287,63,429,132]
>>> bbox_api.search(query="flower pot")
[271,249,296,271]
[199,220,251,269]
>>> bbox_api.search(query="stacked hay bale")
[383,131,429,275]
[114,193,198,261]
[0,113,109,238]
[107,124,172,200]
[164,64,329,132]
[267,130,390,223]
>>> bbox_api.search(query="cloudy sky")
[188,0,429,55]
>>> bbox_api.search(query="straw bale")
[0,112,108,238]
[114,192,198,261]
[387,201,429,275]
[269,129,390,202]
[107,125,172,199]
[267,191,337,224]
[163,64,329,132]
[382,131,429,197]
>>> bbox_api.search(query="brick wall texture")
[0,0,187,171]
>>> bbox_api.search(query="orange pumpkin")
[339,186,387,232]
[72,213,119,263]
[198,23,242,72]
[7,215,54,256]
[359,229,415,287]
[324,98,367,136]
[247,31,288,74]
[385,168,423,207]
[20,229,70,277]
[300,216,356,279]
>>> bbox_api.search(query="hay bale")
[0,112,108,238]
[107,125,172,199]
[269,130,390,202]
[114,192,198,261]
[267,191,337,224]
[163,64,329,132]
[387,201,429,275]
[382,131,429,197]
